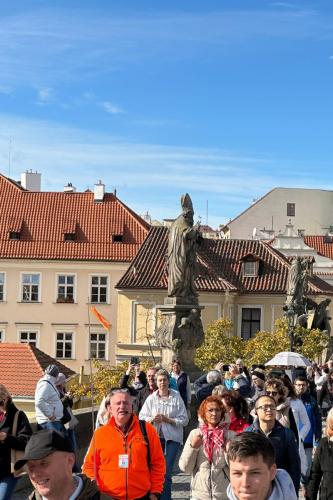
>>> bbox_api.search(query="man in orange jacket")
[82,388,165,500]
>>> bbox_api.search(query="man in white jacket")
[227,432,297,500]
[35,364,64,432]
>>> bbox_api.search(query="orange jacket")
[82,414,165,500]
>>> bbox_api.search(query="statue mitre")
[181,193,193,214]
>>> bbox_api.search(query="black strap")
[139,419,151,469]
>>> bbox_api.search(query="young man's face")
[294,380,308,396]
[27,451,75,499]
[255,397,276,424]
[229,454,276,500]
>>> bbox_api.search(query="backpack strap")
[12,410,20,437]
[139,419,151,469]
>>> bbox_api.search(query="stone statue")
[284,256,310,313]
[167,193,201,301]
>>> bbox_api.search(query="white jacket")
[35,374,63,424]
[139,389,188,444]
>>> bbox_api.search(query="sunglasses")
[110,388,131,395]
[266,391,278,396]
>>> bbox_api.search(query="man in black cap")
[15,429,99,499]
[34,364,64,432]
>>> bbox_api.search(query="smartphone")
[131,356,140,365]
[222,364,229,372]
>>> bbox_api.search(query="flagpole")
[87,301,98,484]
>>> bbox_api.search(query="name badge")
[118,454,129,468]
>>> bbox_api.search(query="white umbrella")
[265,351,312,368]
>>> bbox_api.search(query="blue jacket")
[300,392,322,447]
[246,419,301,493]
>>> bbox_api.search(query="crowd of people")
[1,357,333,499]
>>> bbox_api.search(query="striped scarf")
[199,421,229,462]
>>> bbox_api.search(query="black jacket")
[307,437,333,500]
[0,400,32,478]
[246,419,301,493]
[193,374,220,405]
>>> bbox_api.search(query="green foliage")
[195,318,244,371]
[195,316,330,370]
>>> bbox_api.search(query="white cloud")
[37,87,53,104]
[101,101,124,114]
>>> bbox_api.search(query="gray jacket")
[227,469,297,500]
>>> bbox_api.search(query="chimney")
[94,180,105,202]
[64,182,76,193]
[21,170,41,191]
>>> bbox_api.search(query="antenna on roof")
[113,187,117,197]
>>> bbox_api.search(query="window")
[64,233,75,241]
[9,231,20,240]
[0,330,3,342]
[20,331,37,347]
[21,273,40,302]
[241,308,261,340]
[243,261,258,277]
[90,276,108,303]
[0,273,4,301]
[90,332,106,359]
[57,275,75,302]
[56,332,73,358]
[287,203,295,217]
[113,234,123,242]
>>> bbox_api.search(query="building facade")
[0,173,148,372]
[115,226,333,362]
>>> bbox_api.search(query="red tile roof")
[116,226,333,295]
[304,236,333,260]
[0,174,149,262]
[0,343,75,397]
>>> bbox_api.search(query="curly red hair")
[198,395,226,425]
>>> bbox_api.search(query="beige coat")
[179,428,234,500]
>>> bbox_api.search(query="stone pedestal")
[155,298,204,379]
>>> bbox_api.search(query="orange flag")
[91,306,111,331]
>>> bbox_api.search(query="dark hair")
[264,378,287,404]
[281,375,297,399]
[221,390,249,421]
[138,371,147,386]
[227,432,276,468]
[294,376,309,384]
[255,394,276,410]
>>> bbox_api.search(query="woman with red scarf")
[221,390,250,434]
[179,396,235,500]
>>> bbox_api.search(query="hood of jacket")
[227,469,297,500]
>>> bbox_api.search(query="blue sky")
[1,0,333,228]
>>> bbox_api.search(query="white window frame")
[89,274,109,304]
[20,272,41,302]
[237,304,263,339]
[243,261,258,277]
[89,330,108,360]
[18,329,39,347]
[55,330,75,359]
[131,301,157,344]
[55,273,76,303]
[0,272,6,302]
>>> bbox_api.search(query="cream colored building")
[115,226,333,361]
[223,187,333,240]
[0,172,148,373]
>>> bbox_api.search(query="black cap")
[14,429,73,470]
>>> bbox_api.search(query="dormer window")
[64,232,75,241]
[113,234,123,242]
[240,253,261,277]
[243,261,258,277]
[9,231,20,240]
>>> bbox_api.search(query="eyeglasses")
[266,391,278,396]
[256,405,276,412]
[206,408,222,413]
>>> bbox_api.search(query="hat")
[55,373,66,386]
[14,429,73,470]
[45,364,59,378]
[252,368,266,381]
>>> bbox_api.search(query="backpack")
[139,419,151,469]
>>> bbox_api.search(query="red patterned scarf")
[199,421,229,462]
